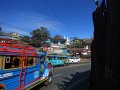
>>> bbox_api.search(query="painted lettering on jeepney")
[34,71,39,78]
[0,72,13,79]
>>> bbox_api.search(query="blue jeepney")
[46,54,70,66]
[0,37,53,90]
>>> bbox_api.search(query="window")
[48,56,52,60]
[35,58,39,65]
[53,56,56,60]
[4,56,20,69]
[27,57,35,66]
[0,56,2,69]
[71,57,73,59]
[60,57,63,59]
[12,57,20,68]
[63,57,66,59]
[57,57,59,59]
[40,56,45,63]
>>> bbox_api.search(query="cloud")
[0,12,65,36]
[1,24,30,36]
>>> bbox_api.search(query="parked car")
[68,57,81,63]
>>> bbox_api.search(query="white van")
[68,57,81,63]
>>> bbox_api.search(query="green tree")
[54,35,63,38]
[71,39,83,48]
[0,27,5,36]
[30,27,50,47]
[68,38,85,48]
[20,36,31,43]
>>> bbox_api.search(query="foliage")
[0,27,5,36]
[68,37,92,48]
[20,36,31,43]
[54,35,63,38]
[30,27,50,47]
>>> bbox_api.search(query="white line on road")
[55,63,91,70]
[68,63,91,68]
[53,74,63,78]
[74,69,89,72]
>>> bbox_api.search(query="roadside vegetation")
[0,26,92,49]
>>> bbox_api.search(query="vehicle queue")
[0,36,81,90]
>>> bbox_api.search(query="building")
[43,37,69,55]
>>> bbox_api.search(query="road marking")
[55,63,91,70]
[67,63,91,68]
[53,74,62,78]
[74,69,90,72]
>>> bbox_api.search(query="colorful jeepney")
[46,54,70,66]
[0,36,53,90]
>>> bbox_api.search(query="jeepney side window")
[35,57,39,65]
[12,57,20,68]
[60,57,63,59]
[45,56,48,60]
[4,56,20,69]
[27,57,35,66]
[49,57,52,60]
[57,57,59,59]
[48,56,52,60]
[53,56,56,59]
[5,56,12,69]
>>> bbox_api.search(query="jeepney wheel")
[64,63,66,66]
[44,67,54,86]
[44,74,53,86]
[0,84,5,90]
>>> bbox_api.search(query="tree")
[68,38,83,48]
[0,27,4,36]
[0,27,2,35]
[20,36,31,44]
[68,37,92,48]
[71,39,83,48]
[30,27,50,47]
[0,27,2,31]
[54,35,63,38]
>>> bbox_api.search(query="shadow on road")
[55,70,90,90]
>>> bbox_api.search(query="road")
[32,62,91,90]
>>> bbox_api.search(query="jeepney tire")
[44,74,53,86]
[64,63,66,66]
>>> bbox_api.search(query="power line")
[42,0,73,37]
[0,21,29,31]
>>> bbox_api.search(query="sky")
[0,0,98,38]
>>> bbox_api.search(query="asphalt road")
[32,62,91,90]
